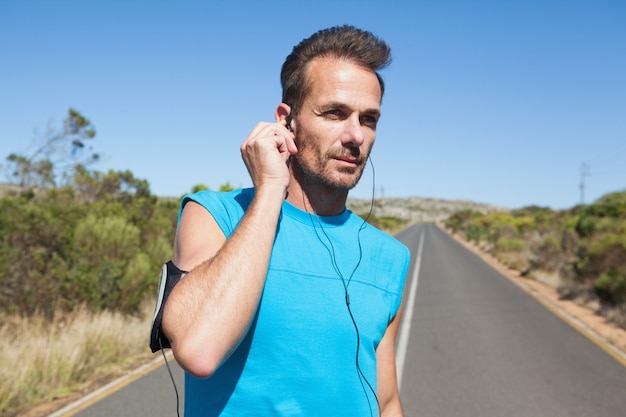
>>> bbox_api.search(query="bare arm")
[162,121,296,378]
[376,303,405,417]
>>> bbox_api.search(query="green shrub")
[531,234,563,272]
[593,269,626,306]
[512,216,536,234]
[74,215,140,263]
[576,214,600,238]
[512,205,556,233]
[445,209,482,233]
[466,223,484,242]
[358,213,409,233]
[0,175,179,317]
[576,191,626,237]
[494,238,526,253]
[560,229,579,258]
[587,232,626,258]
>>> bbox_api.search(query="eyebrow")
[318,102,381,118]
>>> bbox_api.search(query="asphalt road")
[65,223,626,417]
[396,224,626,417]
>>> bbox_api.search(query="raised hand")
[240,122,297,190]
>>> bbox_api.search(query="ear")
[275,103,291,125]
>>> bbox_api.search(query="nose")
[342,116,365,148]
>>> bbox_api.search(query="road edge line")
[396,228,425,389]
[47,351,174,417]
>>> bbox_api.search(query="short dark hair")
[280,25,392,116]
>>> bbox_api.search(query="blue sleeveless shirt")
[181,188,409,416]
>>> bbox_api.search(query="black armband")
[150,261,187,353]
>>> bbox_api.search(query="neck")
[286,167,349,217]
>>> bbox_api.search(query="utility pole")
[579,163,590,205]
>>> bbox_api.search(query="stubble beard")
[293,145,370,192]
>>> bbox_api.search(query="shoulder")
[179,188,255,237]
[182,187,254,212]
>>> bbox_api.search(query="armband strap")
[149,261,187,353]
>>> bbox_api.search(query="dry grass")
[0,302,155,417]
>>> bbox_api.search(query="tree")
[219,182,235,192]
[191,183,210,193]
[73,166,152,203]
[5,109,98,189]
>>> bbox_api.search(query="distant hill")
[347,196,505,223]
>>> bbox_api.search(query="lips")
[333,150,362,165]
[336,155,359,164]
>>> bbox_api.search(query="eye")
[323,109,345,120]
[360,115,379,129]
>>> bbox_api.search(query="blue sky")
[1,0,624,209]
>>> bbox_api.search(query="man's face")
[291,58,382,191]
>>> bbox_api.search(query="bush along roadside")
[0,172,179,318]
[445,190,626,329]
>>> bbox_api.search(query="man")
[162,25,410,416]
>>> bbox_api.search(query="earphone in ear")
[286,113,293,131]
[285,107,294,132]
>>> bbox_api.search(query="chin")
[336,169,366,190]
[297,160,364,191]
[326,174,363,191]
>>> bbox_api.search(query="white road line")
[396,228,424,389]
[47,352,174,417]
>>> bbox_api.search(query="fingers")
[242,123,296,161]
[275,128,298,157]
[240,122,297,189]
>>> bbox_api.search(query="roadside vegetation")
[445,190,626,329]
[0,303,154,415]
[0,110,198,415]
[358,212,410,233]
[0,174,178,415]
